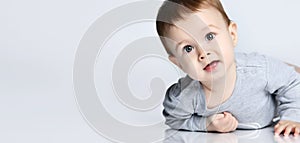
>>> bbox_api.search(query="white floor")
[164,127,300,143]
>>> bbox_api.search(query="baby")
[156,0,300,136]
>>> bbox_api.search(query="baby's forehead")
[173,10,222,30]
[164,26,190,39]
[162,26,197,47]
[163,22,212,40]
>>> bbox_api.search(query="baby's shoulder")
[166,75,198,98]
[235,52,267,69]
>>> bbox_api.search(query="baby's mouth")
[203,60,220,72]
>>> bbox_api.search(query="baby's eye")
[205,32,216,41]
[183,45,194,53]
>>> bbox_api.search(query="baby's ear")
[229,21,238,47]
[168,55,182,69]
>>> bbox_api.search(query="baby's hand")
[207,112,238,133]
[274,120,300,137]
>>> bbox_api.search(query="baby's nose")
[199,52,210,60]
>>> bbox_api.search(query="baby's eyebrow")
[175,40,189,51]
[201,24,220,31]
[175,40,185,51]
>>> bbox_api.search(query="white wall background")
[222,0,300,65]
[0,0,299,142]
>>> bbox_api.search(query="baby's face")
[163,6,238,81]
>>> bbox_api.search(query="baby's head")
[156,0,238,81]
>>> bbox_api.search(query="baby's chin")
[188,75,211,82]
[189,72,226,82]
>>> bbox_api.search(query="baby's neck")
[201,62,237,109]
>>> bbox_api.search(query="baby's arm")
[163,83,208,131]
[163,81,238,132]
[266,57,300,136]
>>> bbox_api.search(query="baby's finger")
[229,120,237,131]
[294,127,300,137]
[214,114,225,120]
[208,114,224,123]
[223,111,230,115]
[275,124,288,135]
[223,118,233,132]
[284,125,293,137]
[223,112,232,118]
[226,116,237,132]
[233,119,238,129]
[274,123,280,129]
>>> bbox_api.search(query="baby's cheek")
[181,65,198,79]
[189,70,204,81]
[222,52,235,65]
[180,60,193,71]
